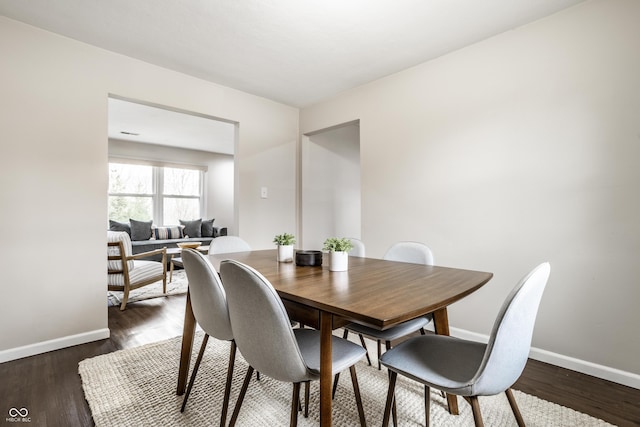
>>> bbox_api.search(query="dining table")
[176,249,493,426]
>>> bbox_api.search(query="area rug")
[79,333,613,426]
[107,270,188,307]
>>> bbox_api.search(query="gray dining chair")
[219,259,368,427]
[381,262,551,427]
[179,249,236,427]
[342,241,434,370]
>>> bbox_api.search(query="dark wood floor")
[1,293,639,426]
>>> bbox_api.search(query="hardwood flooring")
[1,293,638,426]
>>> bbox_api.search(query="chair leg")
[290,382,301,427]
[469,396,484,427]
[332,372,340,399]
[377,340,382,370]
[304,381,310,417]
[120,288,130,311]
[420,327,426,335]
[392,386,398,427]
[382,371,397,427]
[358,334,372,366]
[381,340,392,371]
[505,388,526,427]
[424,385,430,427]
[228,365,255,427]
[333,336,346,398]
[181,334,210,413]
[349,365,367,426]
[219,341,237,427]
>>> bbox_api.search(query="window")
[108,162,203,225]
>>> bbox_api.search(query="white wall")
[0,17,298,361]
[108,139,235,232]
[302,123,361,249]
[300,0,640,386]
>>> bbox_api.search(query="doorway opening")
[300,120,361,250]
[107,95,237,234]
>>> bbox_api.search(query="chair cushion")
[294,328,366,375]
[153,225,184,240]
[345,315,431,341]
[130,219,153,241]
[180,218,202,238]
[201,218,215,237]
[107,260,164,287]
[109,220,131,236]
[380,334,487,396]
[107,231,134,272]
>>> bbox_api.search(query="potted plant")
[273,233,296,262]
[322,237,353,272]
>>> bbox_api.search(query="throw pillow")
[180,218,202,238]
[201,218,215,237]
[153,225,185,240]
[130,218,153,241]
[109,220,131,236]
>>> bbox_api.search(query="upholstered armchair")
[107,231,167,310]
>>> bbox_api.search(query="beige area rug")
[79,332,613,427]
[107,270,188,307]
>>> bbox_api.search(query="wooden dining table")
[176,249,493,426]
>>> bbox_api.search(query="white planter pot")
[329,251,349,272]
[277,244,294,263]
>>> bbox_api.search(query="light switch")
[261,187,268,199]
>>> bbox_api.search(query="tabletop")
[207,249,493,331]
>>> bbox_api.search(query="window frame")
[108,159,206,226]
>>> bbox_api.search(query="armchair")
[107,231,167,310]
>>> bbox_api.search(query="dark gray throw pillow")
[201,218,215,237]
[180,218,202,238]
[109,220,131,236]
[130,219,153,241]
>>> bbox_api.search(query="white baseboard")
[0,328,110,364]
[449,327,640,390]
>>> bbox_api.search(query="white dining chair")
[342,241,434,369]
[208,236,251,254]
[348,238,366,257]
[381,262,551,427]
[173,235,251,272]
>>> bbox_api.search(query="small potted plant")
[322,237,353,271]
[273,233,296,262]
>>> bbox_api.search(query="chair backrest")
[348,238,366,258]
[383,241,434,265]
[209,236,251,254]
[219,259,310,383]
[181,249,233,341]
[107,231,134,272]
[472,262,551,395]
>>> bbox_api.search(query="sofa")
[109,218,228,262]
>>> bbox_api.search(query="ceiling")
[1,0,586,152]
[108,98,236,154]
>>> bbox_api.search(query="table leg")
[319,311,333,427]
[432,307,459,415]
[177,288,196,395]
